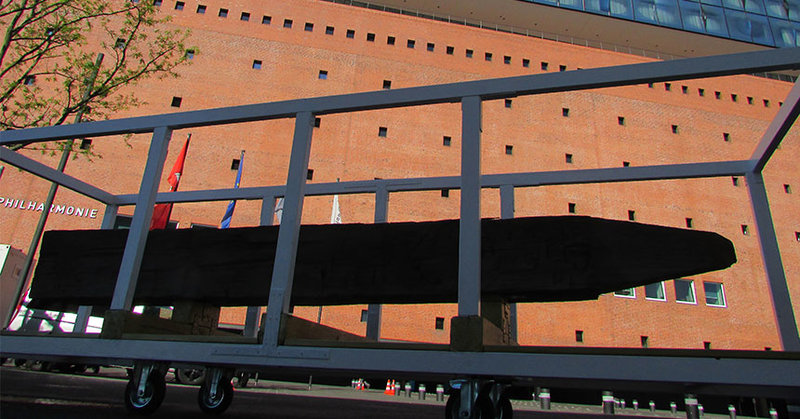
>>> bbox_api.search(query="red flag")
[150,135,190,230]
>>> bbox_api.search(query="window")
[504,99,512,108]
[382,80,391,89]
[153,0,161,6]
[465,49,473,58]
[541,61,549,71]
[614,288,635,298]
[318,70,328,79]
[784,184,792,194]
[407,39,415,48]
[795,231,800,241]
[575,330,584,343]
[115,38,126,49]
[618,116,625,125]
[240,12,249,21]
[283,19,293,28]
[185,49,194,59]
[252,60,262,69]
[747,96,753,105]
[674,279,696,304]
[325,26,334,35]
[704,282,725,307]
[681,85,688,94]
[218,8,227,17]
[427,42,435,52]
[522,58,530,68]
[647,82,654,88]
[559,65,566,72]
[704,341,712,350]
[346,29,355,39]
[715,91,721,99]
[732,176,739,186]
[622,161,630,167]
[171,96,182,107]
[763,99,770,107]
[698,88,705,96]
[314,117,321,128]
[196,4,206,13]
[231,159,240,170]
[641,336,649,348]
[731,93,738,102]
[568,202,576,214]
[671,124,679,134]
[685,217,693,228]
[441,189,450,198]
[562,108,570,117]
[485,52,492,61]
[446,46,454,55]
[665,83,672,91]
[435,317,445,330]
[505,145,513,155]
[628,210,636,221]
[79,139,92,150]
[378,127,387,137]
[262,15,271,25]
[443,136,451,146]
[366,33,375,42]
[174,1,184,10]
[23,75,35,85]
[741,225,749,235]
[360,309,368,322]
[387,36,395,45]
[723,132,730,142]
[305,22,314,31]
[565,153,573,163]
[504,55,511,64]
[306,169,314,180]
[645,282,666,301]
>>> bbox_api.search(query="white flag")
[331,195,342,224]
[274,198,284,224]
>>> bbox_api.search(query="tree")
[0,0,191,155]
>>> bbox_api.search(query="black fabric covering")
[28,216,736,309]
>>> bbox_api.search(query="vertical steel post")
[241,195,281,338]
[458,96,482,317]
[109,127,173,310]
[262,112,314,349]
[500,185,517,342]
[366,182,389,340]
[73,204,118,333]
[745,172,800,351]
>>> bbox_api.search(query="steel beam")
[459,96,482,317]
[366,183,389,340]
[0,148,116,204]
[109,127,173,310]
[2,49,798,145]
[749,79,800,172]
[261,113,315,349]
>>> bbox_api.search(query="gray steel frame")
[1,48,799,395]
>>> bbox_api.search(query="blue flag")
[220,150,244,229]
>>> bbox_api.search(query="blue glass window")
[703,4,731,34]
[610,0,636,16]
[726,9,776,43]
[681,0,708,31]
[701,0,722,6]
[634,0,683,27]
[533,0,559,5]
[586,0,613,14]
[744,0,766,14]
[764,0,788,18]
[788,0,800,20]
[680,1,730,34]
[722,0,744,10]
[770,18,800,45]
[748,13,775,42]
[560,0,585,10]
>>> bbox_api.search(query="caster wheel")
[124,372,166,415]
[445,392,495,419]
[176,368,206,385]
[198,378,233,414]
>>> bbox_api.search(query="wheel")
[445,392,496,419]
[198,378,233,414]
[497,395,513,419]
[176,368,206,385]
[124,372,166,415]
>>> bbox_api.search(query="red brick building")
[2,0,798,350]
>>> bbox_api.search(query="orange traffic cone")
[384,380,392,395]
[356,379,362,390]
[391,380,397,395]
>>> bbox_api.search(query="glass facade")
[521,0,800,47]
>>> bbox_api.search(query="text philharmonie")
[0,197,99,219]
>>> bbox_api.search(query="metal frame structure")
[2,48,800,402]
